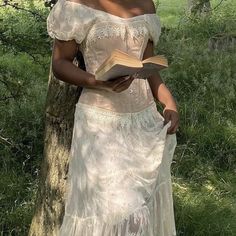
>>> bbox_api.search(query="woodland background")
[0,0,236,235]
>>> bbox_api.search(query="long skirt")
[59,102,177,236]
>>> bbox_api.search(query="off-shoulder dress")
[47,0,177,235]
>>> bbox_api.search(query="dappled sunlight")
[1,0,236,235]
[173,174,236,235]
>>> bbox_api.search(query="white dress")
[47,0,177,235]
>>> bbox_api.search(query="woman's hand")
[142,40,179,134]
[95,75,135,93]
[163,105,179,134]
[52,39,135,91]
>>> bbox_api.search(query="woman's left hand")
[163,106,179,134]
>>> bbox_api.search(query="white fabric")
[47,1,177,235]
[47,0,161,112]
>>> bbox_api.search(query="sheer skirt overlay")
[59,103,177,236]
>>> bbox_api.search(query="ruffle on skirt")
[59,102,177,236]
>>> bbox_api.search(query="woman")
[47,0,179,235]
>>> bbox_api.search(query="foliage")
[0,1,49,235]
[156,0,236,235]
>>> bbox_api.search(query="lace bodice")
[47,0,162,112]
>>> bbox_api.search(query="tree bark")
[208,33,236,50]
[28,58,83,235]
[187,0,211,16]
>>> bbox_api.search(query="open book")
[95,49,168,81]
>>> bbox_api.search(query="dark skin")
[52,0,179,134]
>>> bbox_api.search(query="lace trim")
[47,0,161,45]
[75,102,165,129]
[63,205,150,236]
[86,22,149,46]
[76,101,157,117]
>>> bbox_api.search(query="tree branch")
[0,1,45,21]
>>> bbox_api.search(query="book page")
[142,55,168,66]
[95,64,142,81]
[134,63,167,79]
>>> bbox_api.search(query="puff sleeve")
[145,14,162,47]
[47,0,93,44]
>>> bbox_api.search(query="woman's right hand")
[52,39,135,91]
[94,75,135,93]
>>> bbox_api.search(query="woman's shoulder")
[138,0,156,14]
[47,0,95,44]
[141,1,161,47]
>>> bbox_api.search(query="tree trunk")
[187,0,211,16]
[28,59,83,235]
[208,33,236,50]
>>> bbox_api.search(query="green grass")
[0,0,236,235]
[157,0,236,235]
[0,2,48,235]
[157,0,236,27]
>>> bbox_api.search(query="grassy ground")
[0,0,236,235]
[157,0,236,235]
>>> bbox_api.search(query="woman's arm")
[52,38,96,88]
[52,39,134,92]
[143,40,179,134]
